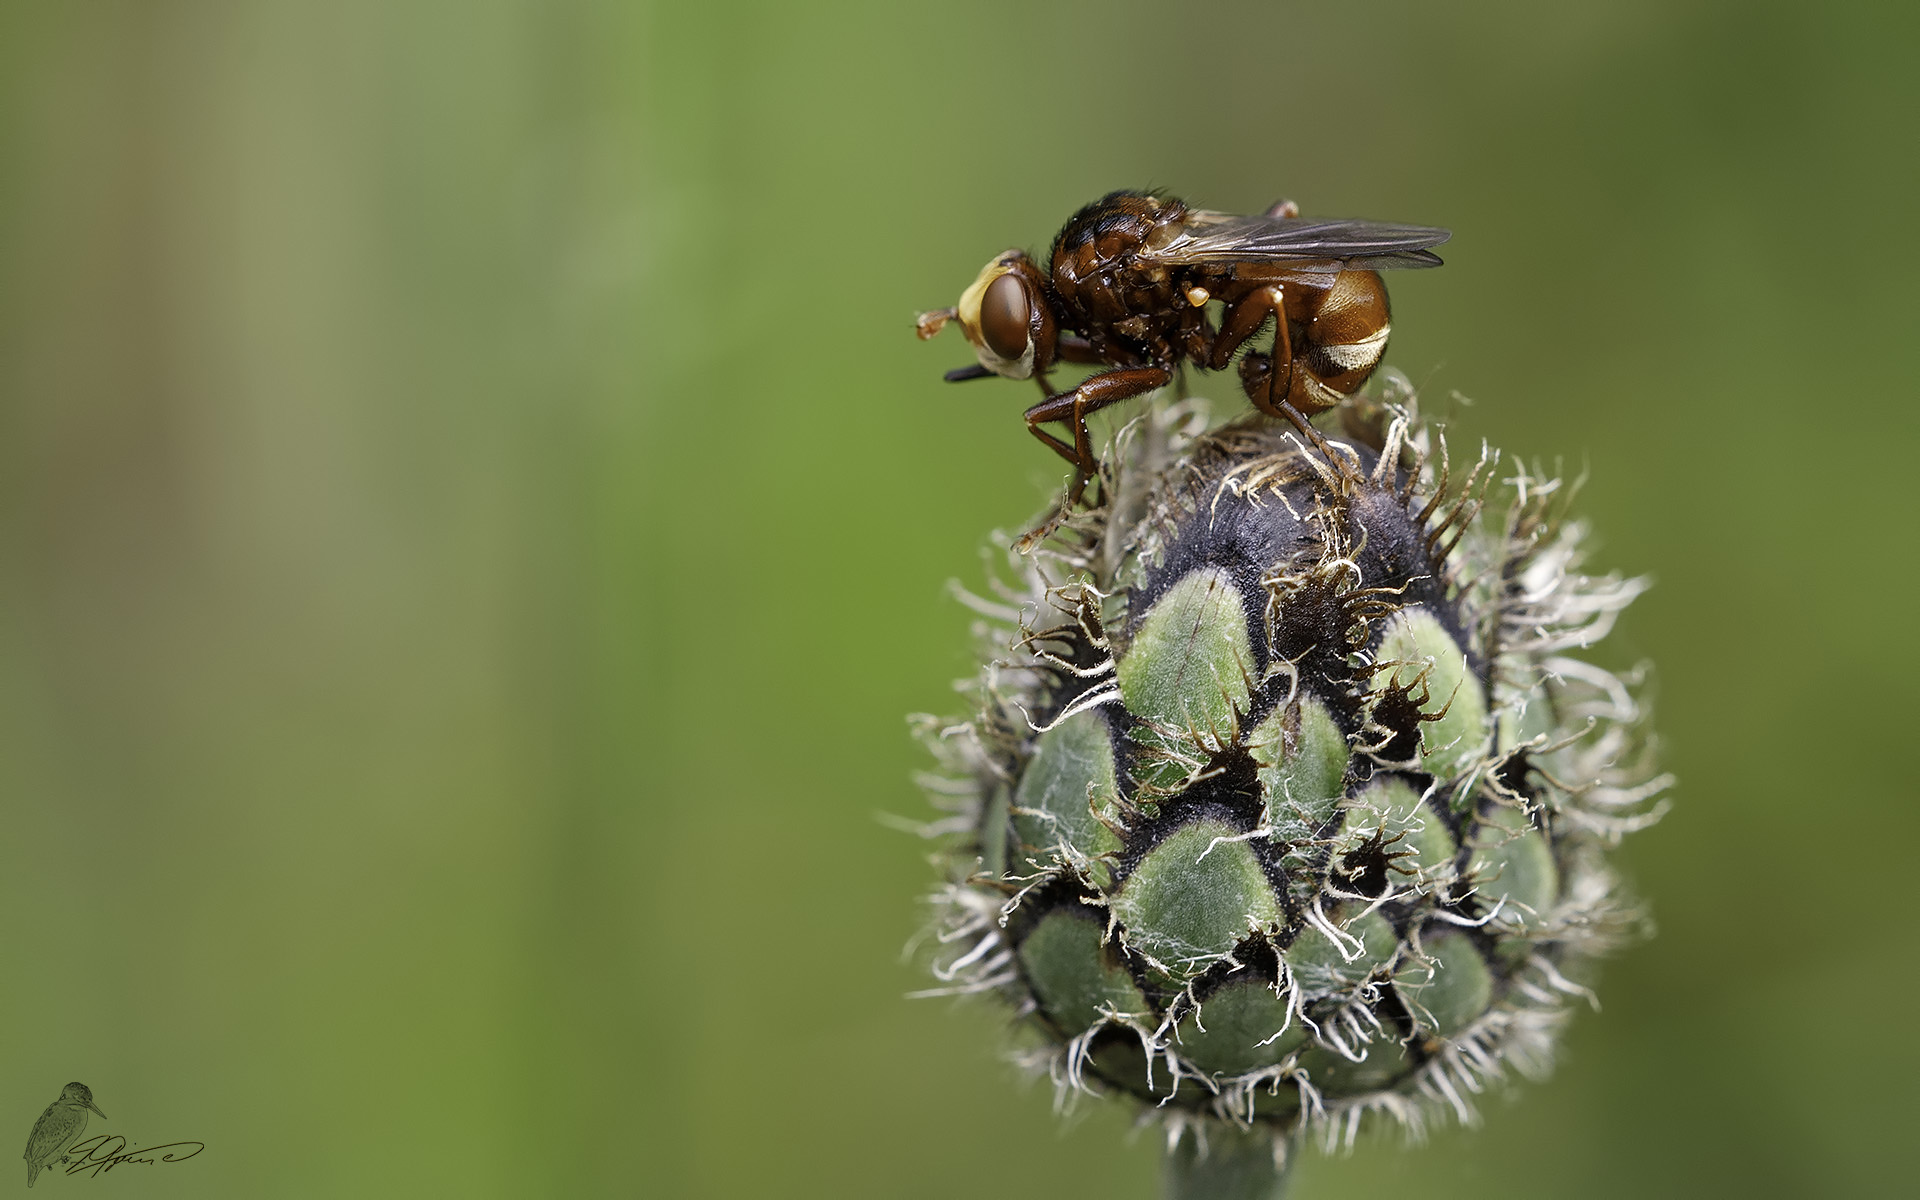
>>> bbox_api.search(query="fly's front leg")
[1024,366,1172,502]
[1024,366,1173,469]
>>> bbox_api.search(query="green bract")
[915,384,1669,1177]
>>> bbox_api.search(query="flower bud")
[916,386,1668,1184]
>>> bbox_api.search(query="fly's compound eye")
[979,272,1031,360]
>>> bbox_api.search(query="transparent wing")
[1144,211,1451,269]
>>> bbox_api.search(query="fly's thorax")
[1048,190,1188,274]
[1049,191,1190,335]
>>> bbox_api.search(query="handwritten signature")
[62,1134,205,1178]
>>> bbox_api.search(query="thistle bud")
[915,384,1668,1194]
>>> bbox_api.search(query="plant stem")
[1163,1126,1293,1200]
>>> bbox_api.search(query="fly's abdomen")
[1303,270,1391,393]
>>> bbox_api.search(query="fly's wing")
[1143,211,1451,270]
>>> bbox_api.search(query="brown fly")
[916,190,1449,503]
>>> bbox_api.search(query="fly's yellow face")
[916,251,1039,380]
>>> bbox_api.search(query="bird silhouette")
[23,1083,105,1187]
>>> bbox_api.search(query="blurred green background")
[0,2,1913,1196]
